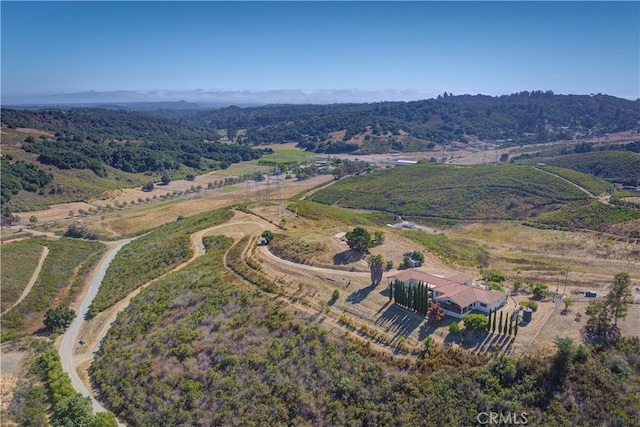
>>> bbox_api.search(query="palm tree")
[367,254,385,286]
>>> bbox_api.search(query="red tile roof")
[390,269,506,309]
[388,270,460,287]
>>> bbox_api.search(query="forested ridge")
[4,91,639,155]
[1,109,268,207]
[2,91,638,210]
[183,91,640,151]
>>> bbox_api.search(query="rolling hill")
[518,151,640,187]
[309,163,640,234]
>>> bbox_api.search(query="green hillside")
[309,163,640,233]
[536,165,615,196]
[519,151,640,187]
[310,164,588,220]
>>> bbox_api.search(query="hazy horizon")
[4,87,639,109]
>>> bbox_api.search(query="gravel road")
[59,239,131,418]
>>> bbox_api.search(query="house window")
[480,303,487,308]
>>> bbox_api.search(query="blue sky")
[2,1,639,104]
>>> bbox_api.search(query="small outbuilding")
[396,160,418,166]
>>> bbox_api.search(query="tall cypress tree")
[514,318,519,337]
[498,311,504,334]
[487,310,492,332]
[508,314,513,336]
[403,284,408,308]
[492,310,497,333]
[413,286,417,312]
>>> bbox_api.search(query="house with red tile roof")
[388,269,507,318]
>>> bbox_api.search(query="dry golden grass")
[446,221,640,288]
[33,175,333,237]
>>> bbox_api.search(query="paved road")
[58,217,269,426]
[85,221,268,351]
[59,239,131,418]
[1,246,49,316]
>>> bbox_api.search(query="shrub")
[44,306,76,333]
[64,224,99,240]
[531,283,548,298]
[512,280,522,292]
[345,227,372,252]
[462,313,489,332]
[411,251,425,263]
[519,301,538,311]
[427,304,444,323]
[261,230,275,244]
[449,322,460,334]
[482,269,506,283]
[487,281,505,291]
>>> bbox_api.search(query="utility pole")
[563,266,570,295]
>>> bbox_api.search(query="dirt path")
[536,166,610,202]
[260,245,374,278]
[1,246,49,316]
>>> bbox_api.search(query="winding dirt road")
[1,246,49,316]
[59,211,453,424]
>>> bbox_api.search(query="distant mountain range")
[2,89,440,108]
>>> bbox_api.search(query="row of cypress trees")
[390,280,431,316]
[389,280,519,337]
[487,308,519,337]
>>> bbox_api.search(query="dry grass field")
[27,174,333,237]
[212,201,638,358]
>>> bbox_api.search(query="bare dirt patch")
[0,350,27,416]
[0,350,27,375]
[534,297,640,356]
